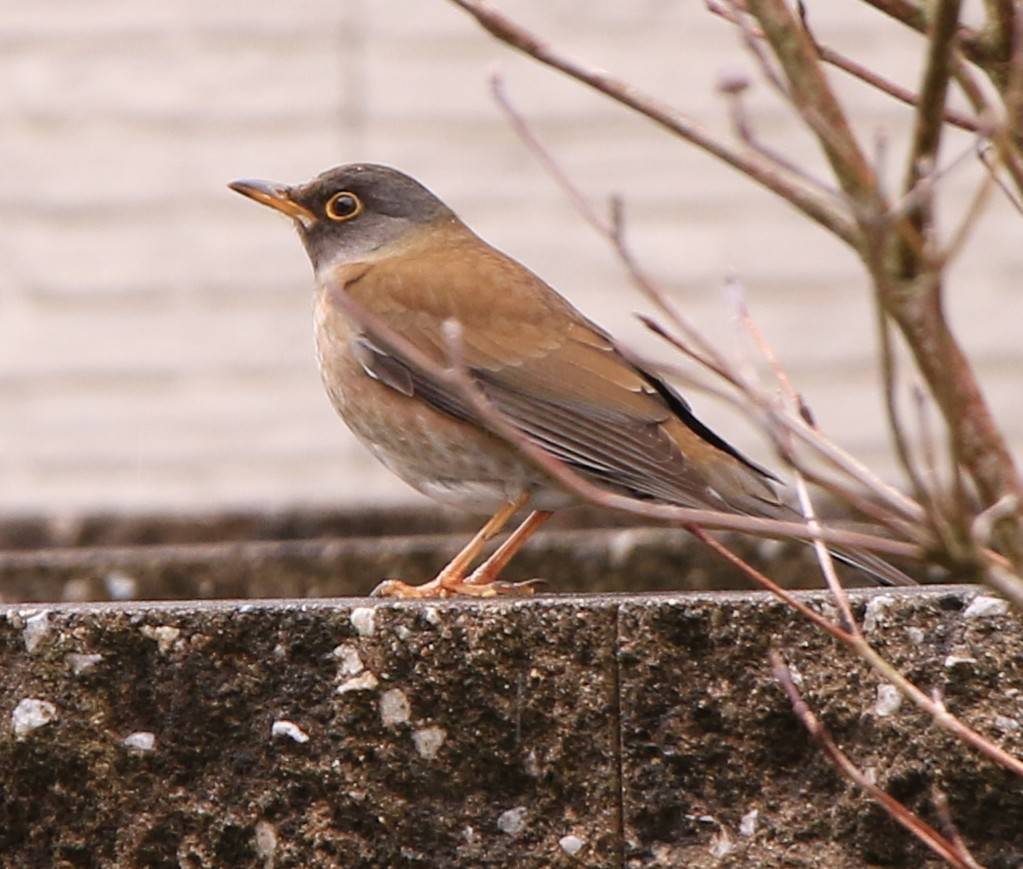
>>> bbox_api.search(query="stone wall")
[2,588,1020,866]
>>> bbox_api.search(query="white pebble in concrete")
[350,607,376,637]
[874,684,902,717]
[945,653,977,668]
[332,644,364,676]
[995,715,1020,733]
[23,611,51,654]
[906,627,925,644]
[67,653,103,675]
[710,831,733,858]
[12,698,57,739]
[122,731,156,752]
[140,625,181,655]
[739,808,759,837]
[254,820,278,859]
[271,720,309,744]
[412,726,446,759]
[497,807,527,836]
[337,672,379,694]
[863,595,894,632]
[379,689,410,727]
[559,834,584,855]
[963,595,1009,618]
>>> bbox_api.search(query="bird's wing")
[339,238,784,515]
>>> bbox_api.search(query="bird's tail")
[824,544,917,587]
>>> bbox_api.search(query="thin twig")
[979,143,1023,215]
[932,784,985,869]
[729,279,862,633]
[706,0,983,133]
[876,306,938,525]
[860,0,985,69]
[744,0,879,207]
[493,74,932,540]
[718,74,846,201]
[639,308,929,528]
[896,0,963,274]
[937,145,1001,266]
[490,73,732,375]
[770,651,981,869]
[449,0,860,245]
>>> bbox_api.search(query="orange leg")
[372,493,532,598]
[465,510,553,588]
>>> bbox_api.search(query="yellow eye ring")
[325,191,363,222]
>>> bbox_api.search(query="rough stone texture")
[1,587,1020,867]
[1,598,621,867]
[617,589,1023,867]
[2,1,1021,514]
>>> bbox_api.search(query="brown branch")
[896,0,963,273]
[491,74,938,568]
[879,271,1023,569]
[771,651,982,869]
[855,0,1023,572]
[932,784,985,868]
[448,0,860,246]
[706,528,1023,778]
[876,305,938,528]
[730,280,868,629]
[861,0,986,70]
[706,0,983,133]
[744,0,879,208]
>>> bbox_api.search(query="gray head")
[228,163,455,271]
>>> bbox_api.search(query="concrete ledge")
[2,587,1020,867]
[1,527,905,604]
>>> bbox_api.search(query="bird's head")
[229,163,454,272]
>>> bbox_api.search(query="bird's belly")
[353,408,571,514]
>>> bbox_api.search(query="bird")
[229,163,912,597]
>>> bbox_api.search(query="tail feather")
[827,545,917,587]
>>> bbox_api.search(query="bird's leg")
[372,492,530,598]
[464,509,553,591]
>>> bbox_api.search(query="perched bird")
[229,164,911,596]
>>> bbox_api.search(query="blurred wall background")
[2,0,1019,516]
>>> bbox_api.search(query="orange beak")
[228,178,317,227]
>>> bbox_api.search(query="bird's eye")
[325,191,363,222]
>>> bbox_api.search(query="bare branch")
[896,0,963,274]
[730,281,865,630]
[705,523,1023,777]
[861,0,986,71]
[771,651,982,869]
[932,783,985,869]
[448,0,860,245]
[744,0,879,207]
[707,0,984,133]
[491,78,931,540]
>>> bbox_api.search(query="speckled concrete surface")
[1,587,1020,867]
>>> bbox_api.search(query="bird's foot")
[371,575,544,599]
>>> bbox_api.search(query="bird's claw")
[370,576,546,599]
